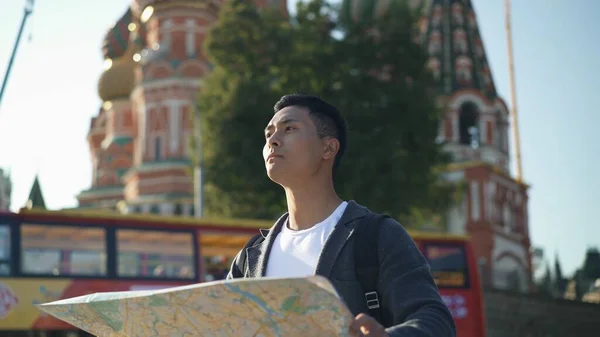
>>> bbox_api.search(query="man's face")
[262,106,327,185]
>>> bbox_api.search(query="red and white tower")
[77,8,139,209]
[78,1,288,215]
[416,0,532,292]
[121,0,222,216]
[340,0,532,292]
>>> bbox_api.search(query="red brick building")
[417,0,531,292]
[77,1,288,216]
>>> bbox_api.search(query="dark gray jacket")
[227,200,456,337]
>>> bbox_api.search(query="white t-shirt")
[265,201,348,278]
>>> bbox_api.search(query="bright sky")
[0,0,598,277]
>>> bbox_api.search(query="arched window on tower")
[459,102,479,147]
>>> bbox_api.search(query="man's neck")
[284,179,343,231]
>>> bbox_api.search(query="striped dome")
[102,8,133,60]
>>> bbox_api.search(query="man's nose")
[269,134,281,148]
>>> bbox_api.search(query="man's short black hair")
[274,94,347,174]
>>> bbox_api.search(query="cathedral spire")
[419,0,498,98]
[414,0,532,293]
[416,0,512,172]
[26,175,46,209]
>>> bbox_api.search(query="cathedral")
[76,0,288,216]
[76,0,532,292]
[420,0,532,294]
[418,0,531,293]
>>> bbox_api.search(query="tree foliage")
[196,0,459,227]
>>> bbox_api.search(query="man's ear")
[322,138,340,160]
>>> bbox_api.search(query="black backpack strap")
[354,213,389,325]
[235,233,264,278]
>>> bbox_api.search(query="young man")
[227,94,456,337]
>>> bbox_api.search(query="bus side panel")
[436,242,487,337]
[417,238,487,337]
[0,278,188,331]
[463,241,487,337]
[0,278,71,330]
[438,288,478,337]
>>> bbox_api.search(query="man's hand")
[349,313,389,337]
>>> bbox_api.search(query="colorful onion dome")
[102,8,134,60]
[98,5,149,102]
[97,49,137,102]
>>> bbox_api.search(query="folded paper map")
[36,275,353,337]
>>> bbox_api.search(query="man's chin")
[266,170,281,182]
[266,168,288,186]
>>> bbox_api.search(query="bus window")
[423,243,470,289]
[0,224,10,275]
[203,255,233,281]
[21,224,107,276]
[199,233,252,281]
[116,229,195,279]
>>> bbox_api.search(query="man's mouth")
[267,153,283,161]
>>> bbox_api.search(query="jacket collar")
[245,200,370,278]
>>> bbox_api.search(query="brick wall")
[483,288,600,337]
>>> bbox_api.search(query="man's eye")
[285,126,295,131]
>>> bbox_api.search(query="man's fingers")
[348,327,362,337]
[351,313,386,336]
[349,317,363,337]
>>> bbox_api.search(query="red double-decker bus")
[0,208,486,337]
[415,232,487,337]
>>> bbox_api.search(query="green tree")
[196,0,458,227]
[196,2,294,219]
[535,262,555,297]
[330,3,457,228]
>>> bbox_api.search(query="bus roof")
[15,207,470,242]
